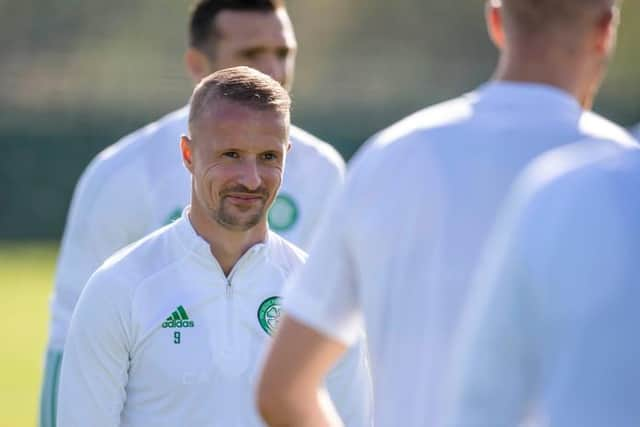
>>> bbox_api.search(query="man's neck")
[493,46,597,109]
[188,205,268,276]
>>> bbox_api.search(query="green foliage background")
[1,0,639,239]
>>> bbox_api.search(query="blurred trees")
[1,0,639,238]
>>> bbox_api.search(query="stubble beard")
[211,187,270,231]
[213,201,265,231]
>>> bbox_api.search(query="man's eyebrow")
[239,46,269,54]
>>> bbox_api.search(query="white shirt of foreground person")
[57,211,371,427]
[447,141,640,427]
[279,82,636,427]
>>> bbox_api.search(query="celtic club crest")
[268,194,298,232]
[257,296,282,336]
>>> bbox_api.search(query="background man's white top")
[283,81,636,426]
[58,212,371,427]
[47,105,345,352]
[448,141,640,427]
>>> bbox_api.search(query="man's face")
[206,9,297,91]
[188,100,289,231]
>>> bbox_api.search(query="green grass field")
[0,242,57,427]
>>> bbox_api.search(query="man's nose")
[236,159,262,191]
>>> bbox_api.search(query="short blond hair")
[189,66,291,130]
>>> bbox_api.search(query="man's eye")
[262,153,277,161]
[240,49,261,60]
[223,152,239,159]
[277,48,290,59]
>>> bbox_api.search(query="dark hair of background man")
[189,0,285,56]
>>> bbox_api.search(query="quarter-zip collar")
[174,206,268,284]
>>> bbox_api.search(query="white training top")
[282,82,637,427]
[47,105,345,352]
[447,141,640,427]
[58,211,372,427]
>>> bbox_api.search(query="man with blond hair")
[257,1,636,426]
[40,2,347,425]
[57,67,371,427]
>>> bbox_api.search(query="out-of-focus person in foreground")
[257,0,636,426]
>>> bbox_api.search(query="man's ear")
[181,135,194,173]
[486,0,505,50]
[185,48,212,83]
[593,6,618,55]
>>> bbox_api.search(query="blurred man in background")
[57,67,370,427]
[257,0,636,426]
[40,2,346,426]
[448,140,640,426]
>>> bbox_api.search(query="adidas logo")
[161,305,195,328]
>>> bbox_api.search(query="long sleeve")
[57,267,132,427]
